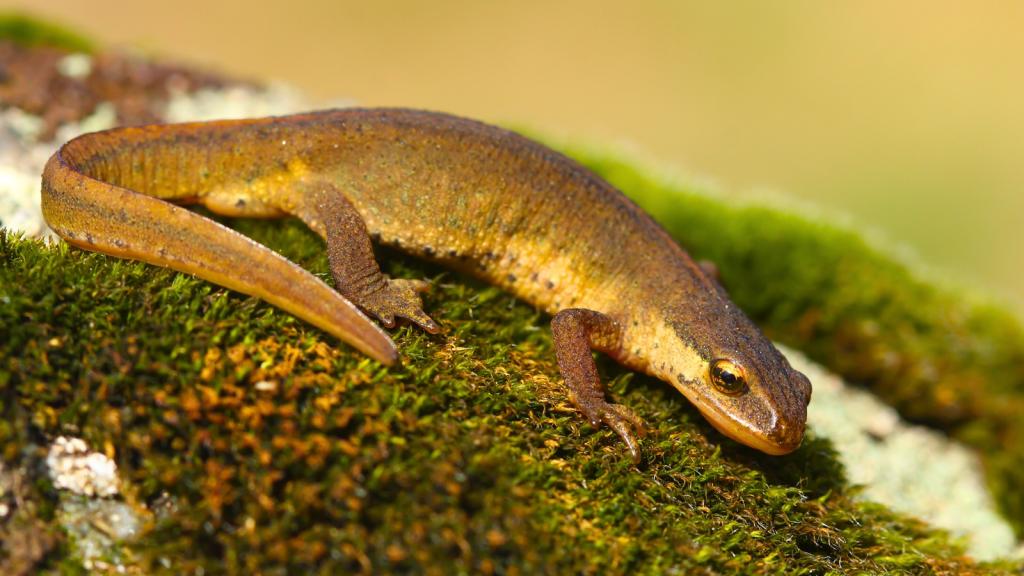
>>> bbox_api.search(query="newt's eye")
[710,359,746,394]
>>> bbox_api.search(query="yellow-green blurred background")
[9,1,1024,308]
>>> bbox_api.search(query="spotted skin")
[40,108,812,461]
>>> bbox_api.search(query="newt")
[40,108,811,461]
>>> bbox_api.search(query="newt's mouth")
[692,401,803,456]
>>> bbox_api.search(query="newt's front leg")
[551,309,647,463]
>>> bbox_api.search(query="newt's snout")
[762,369,812,454]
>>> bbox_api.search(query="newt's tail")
[40,129,399,365]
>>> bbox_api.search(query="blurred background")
[8,0,1024,309]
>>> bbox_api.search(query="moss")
[4,125,1024,573]
[0,12,94,53]
[2,222,1022,575]
[519,134,1024,538]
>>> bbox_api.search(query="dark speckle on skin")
[545,280,555,290]
[423,246,434,257]
[508,274,517,283]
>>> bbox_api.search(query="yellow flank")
[203,158,313,218]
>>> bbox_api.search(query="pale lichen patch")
[46,436,120,498]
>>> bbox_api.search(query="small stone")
[46,436,121,498]
[254,380,279,392]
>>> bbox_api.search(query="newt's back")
[279,109,709,316]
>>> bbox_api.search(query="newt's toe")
[599,403,647,464]
[359,278,439,334]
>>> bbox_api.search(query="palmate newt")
[40,108,811,461]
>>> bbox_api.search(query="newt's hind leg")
[295,183,439,334]
[551,309,647,463]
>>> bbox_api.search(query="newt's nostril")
[774,419,789,437]
[795,371,812,406]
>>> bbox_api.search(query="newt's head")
[653,287,812,455]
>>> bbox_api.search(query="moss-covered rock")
[1,217,1019,574]
[1,15,1022,565]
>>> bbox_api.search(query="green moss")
[0,12,94,53]
[1,224,1021,575]
[523,133,1024,538]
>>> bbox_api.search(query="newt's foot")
[580,400,648,464]
[550,308,645,464]
[359,278,440,334]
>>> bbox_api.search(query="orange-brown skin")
[40,108,812,461]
